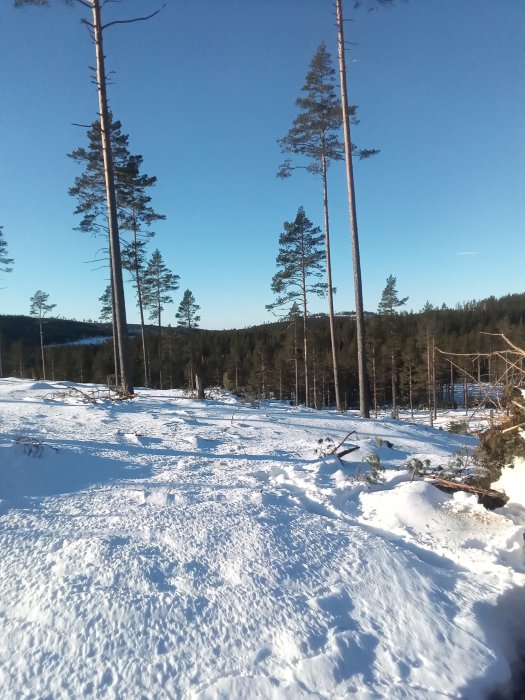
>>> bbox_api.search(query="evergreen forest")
[1,290,523,410]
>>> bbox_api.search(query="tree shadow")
[0,441,153,515]
[473,585,525,700]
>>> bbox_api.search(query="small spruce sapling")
[364,452,385,483]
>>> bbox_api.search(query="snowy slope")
[0,379,523,699]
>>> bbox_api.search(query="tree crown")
[267,206,327,313]
[0,226,14,276]
[142,249,180,322]
[378,275,408,315]
[30,290,56,320]
[176,289,201,329]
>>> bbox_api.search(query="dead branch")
[501,421,525,435]
[329,429,357,455]
[481,332,525,357]
[44,385,133,404]
[15,437,59,458]
[337,446,360,459]
[102,4,166,30]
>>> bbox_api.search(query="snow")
[0,378,524,699]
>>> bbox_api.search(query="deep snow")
[0,378,524,699]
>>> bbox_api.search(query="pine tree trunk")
[301,255,309,407]
[312,348,318,409]
[110,267,120,385]
[372,346,378,418]
[294,317,299,407]
[391,352,397,418]
[157,294,163,390]
[321,155,341,411]
[427,327,434,427]
[39,320,45,380]
[409,364,414,419]
[93,0,133,396]
[132,224,148,387]
[432,336,437,420]
[336,0,370,418]
[189,338,194,390]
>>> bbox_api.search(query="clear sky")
[1,0,524,330]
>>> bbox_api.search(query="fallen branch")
[15,437,59,458]
[426,478,508,510]
[44,385,134,404]
[501,421,525,435]
[329,429,357,455]
[337,446,360,459]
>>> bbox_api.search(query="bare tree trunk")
[189,339,195,390]
[312,347,318,409]
[409,364,414,419]
[92,0,133,396]
[195,373,205,400]
[432,336,437,420]
[131,223,148,387]
[372,345,378,418]
[110,267,120,385]
[427,327,433,427]
[391,352,397,418]
[294,317,299,407]
[157,299,163,390]
[39,320,46,380]
[301,260,309,407]
[336,0,370,418]
[450,362,456,408]
[321,155,341,411]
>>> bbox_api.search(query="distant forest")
[1,291,523,411]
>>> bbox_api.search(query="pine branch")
[102,3,166,30]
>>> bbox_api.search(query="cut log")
[426,478,508,510]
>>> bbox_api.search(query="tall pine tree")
[378,275,408,315]
[142,250,180,390]
[30,290,56,381]
[278,44,377,411]
[266,207,326,407]
[16,0,165,395]
[176,290,201,330]
[176,289,201,390]
[69,118,164,387]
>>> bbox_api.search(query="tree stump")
[195,373,205,400]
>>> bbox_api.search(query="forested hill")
[1,291,524,406]
[0,315,112,347]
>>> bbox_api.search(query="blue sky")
[1,0,524,330]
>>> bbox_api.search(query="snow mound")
[493,457,525,507]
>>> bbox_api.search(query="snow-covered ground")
[0,378,523,699]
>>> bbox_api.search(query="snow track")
[0,379,523,698]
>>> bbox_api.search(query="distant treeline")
[1,292,524,408]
